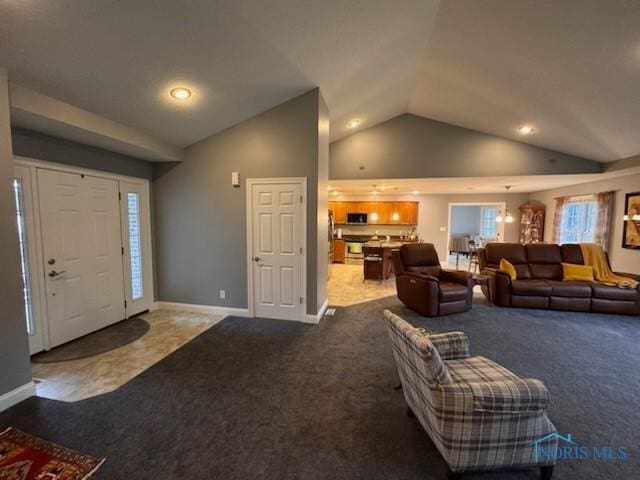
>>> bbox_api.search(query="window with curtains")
[558,196,598,244]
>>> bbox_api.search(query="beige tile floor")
[328,263,397,306]
[328,259,477,307]
[32,309,223,402]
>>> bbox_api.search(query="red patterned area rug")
[0,428,104,480]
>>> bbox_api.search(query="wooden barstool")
[363,245,383,283]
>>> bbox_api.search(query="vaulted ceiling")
[1,0,639,162]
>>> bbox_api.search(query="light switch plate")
[231,172,240,186]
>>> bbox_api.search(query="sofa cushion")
[485,243,527,265]
[526,244,562,264]
[484,243,531,279]
[548,280,592,298]
[591,284,638,301]
[529,264,563,280]
[562,263,594,282]
[561,244,585,265]
[401,244,442,277]
[511,279,552,296]
[439,282,468,302]
[446,356,518,385]
[499,258,517,280]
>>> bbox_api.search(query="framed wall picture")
[622,191,640,249]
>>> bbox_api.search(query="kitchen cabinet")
[332,238,346,263]
[332,201,418,225]
[329,201,347,224]
[368,202,389,224]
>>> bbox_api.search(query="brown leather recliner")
[393,243,474,316]
[477,243,640,315]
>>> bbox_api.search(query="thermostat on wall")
[232,171,240,187]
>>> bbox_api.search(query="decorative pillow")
[499,258,517,280]
[562,263,594,282]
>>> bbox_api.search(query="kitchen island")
[363,240,416,280]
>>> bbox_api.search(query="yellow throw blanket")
[580,243,638,288]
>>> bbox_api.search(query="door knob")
[253,256,262,262]
[48,258,56,265]
[48,270,66,278]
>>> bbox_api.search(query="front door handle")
[253,256,261,262]
[48,270,66,278]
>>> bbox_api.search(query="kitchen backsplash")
[337,225,417,237]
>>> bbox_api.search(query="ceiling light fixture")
[518,125,534,135]
[170,87,192,100]
[496,185,514,223]
[347,119,361,129]
[412,190,419,195]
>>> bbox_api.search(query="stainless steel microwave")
[347,212,367,224]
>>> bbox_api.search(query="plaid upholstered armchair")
[383,310,557,479]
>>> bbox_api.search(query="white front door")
[251,181,304,321]
[38,169,125,347]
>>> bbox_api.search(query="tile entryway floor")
[31,309,223,402]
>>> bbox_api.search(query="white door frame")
[246,177,307,322]
[447,202,506,252]
[13,156,154,352]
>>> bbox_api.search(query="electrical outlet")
[219,289,226,299]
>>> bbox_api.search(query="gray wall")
[531,174,640,273]
[316,93,329,310]
[153,89,324,314]
[0,69,32,397]
[11,127,153,179]
[330,113,602,179]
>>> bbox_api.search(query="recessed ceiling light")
[412,190,419,195]
[518,125,534,135]
[170,87,191,100]
[347,119,361,129]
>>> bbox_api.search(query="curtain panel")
[594,191,614,248]
[552,196,567,243]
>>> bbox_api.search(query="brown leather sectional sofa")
[477,243,640,315]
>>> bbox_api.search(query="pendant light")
[496,185,514,223]
[370,185,379,222]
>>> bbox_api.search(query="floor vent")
[324,308,337,316]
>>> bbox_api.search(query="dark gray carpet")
[1,298,639,479]
[32,317,150,363]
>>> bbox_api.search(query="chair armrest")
[469,378,550,413]
[428,331,469,360]
[399,271,439,283]
[481,267,512,306]
[440,269,473,286]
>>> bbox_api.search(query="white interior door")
[251,181,304,321]
[119,181,153,316]
[38,169,125,347]
[13,165,45,354]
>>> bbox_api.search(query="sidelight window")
[13,179,34,335]
[127,192,143,300]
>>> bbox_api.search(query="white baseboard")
[304,298,329,324]
[155,301,251,318]
[0,381,36,412]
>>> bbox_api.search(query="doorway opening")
[447,202,505,270]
